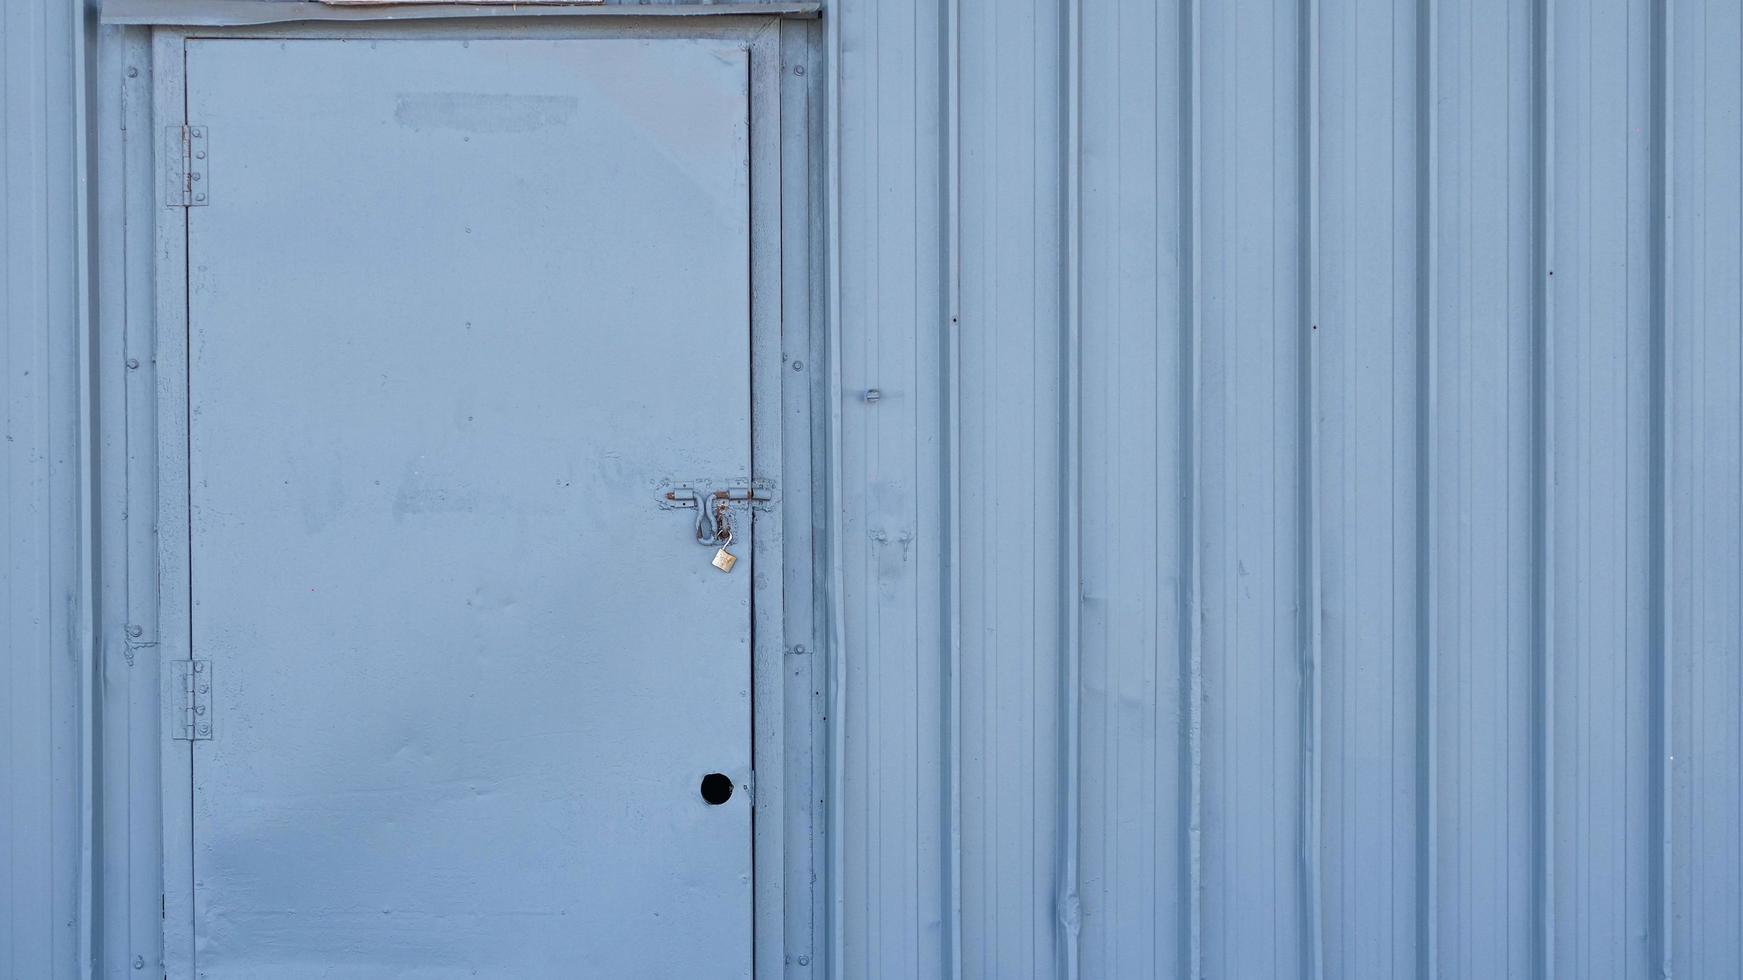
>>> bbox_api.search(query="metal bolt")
[797,954,810,966]
[194,193,206,202]
[191,128,202,137]
[126,624,143,638]
[195,150,206,160]
[134,955,145,969]
[191,172,201,181]
[198,724,210,736]
[793,65,806,76]
[127,67,139,79]
[791,360,804,371]
[194,704,206,715]
[126,357,140,370]
[193,661,204,673]
[863,388,882,403]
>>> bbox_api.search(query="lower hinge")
[163,123,208,207]
[166,659,213,740]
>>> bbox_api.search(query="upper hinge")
[164,124,208,207]
[166,659,213,740]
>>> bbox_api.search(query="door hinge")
[166,659,213,740]
[163,124,208,207]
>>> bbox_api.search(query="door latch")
[659,482,775,513]
[659,481,773,572]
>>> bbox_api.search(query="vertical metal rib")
[1059,0,1085,971]
[1415,0,1441,976]
[1530,0,1557,975]
[1299,0,1325,975]
[824,2,848,975]
[1179,0,1205,975]
[72,4,99,973]
[1649,0,1674,974]
[942,0,964,972]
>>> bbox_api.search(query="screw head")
[794,65,806,76]
[126,357,140,370]
[127,67,139,78]
[194,193,206,202]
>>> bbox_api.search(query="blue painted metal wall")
[3,0,1741,977]
[2,0,89,976]
[828,0,1740,977]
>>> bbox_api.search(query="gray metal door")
[179,38,752,978]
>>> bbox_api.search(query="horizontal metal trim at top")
[101,0,820,26]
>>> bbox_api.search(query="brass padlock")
[711,520,738,572]
[712,546,738,573]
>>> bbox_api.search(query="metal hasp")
[166,660,212,741]
[659,482,775,510]
[164,123,208,206]
[661,482,774,550]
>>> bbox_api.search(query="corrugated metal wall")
[830,0,1742,977]
[2,0,88,976]
[3,1,1741,977]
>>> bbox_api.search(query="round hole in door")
[700,773,734,805]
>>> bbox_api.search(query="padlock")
[712,547,738,573]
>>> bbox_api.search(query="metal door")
[175,37,752,978]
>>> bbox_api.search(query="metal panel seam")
[1299,0,1325,974]
[73,0,99,974]
[1531,0,1557,974]
[823,0,847,973]
[1415,1,1441,976]
[1180,0,1205,976]
[1650,0,1674,974]
[1059,0,1085,972]
[942,0,964,971]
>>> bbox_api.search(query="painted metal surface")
[1,0,89,976]
[4,0,1743,978]
[829,0,1742,977]
[169,36,753,977]
[85,16,805,979]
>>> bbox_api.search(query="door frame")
[110,13,823,978]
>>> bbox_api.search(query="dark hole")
[700,773,734,805]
